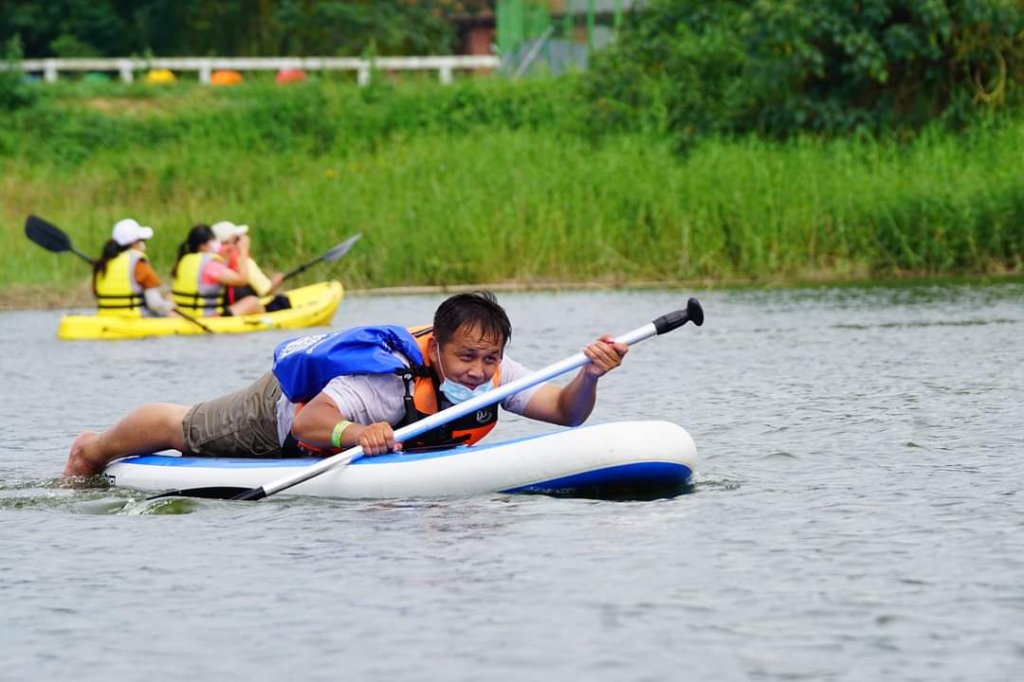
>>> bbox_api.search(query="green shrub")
[0,77,586,165]
[2,74,1023,295]
[586,0,1024,145]
[0,37,37,111]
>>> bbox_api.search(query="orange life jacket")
[222,248,242,305]
[398,326,500,450]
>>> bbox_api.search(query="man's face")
[430,323,504,389]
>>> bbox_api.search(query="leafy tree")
[0,0,486,58]
[50,33,102,57]
[0,35,37,110]
[585,0,1024,145]
[0,0,132,57]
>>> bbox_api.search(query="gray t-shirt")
[274,356,541,445]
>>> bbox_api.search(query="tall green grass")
[2,78,1022,303]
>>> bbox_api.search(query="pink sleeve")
[201,260,227,286]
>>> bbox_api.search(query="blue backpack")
[272,325,425,403]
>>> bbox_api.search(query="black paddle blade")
[231,487,268,501]
[282,232,362,281]
[145,486,254,502]
[25,215,71,253]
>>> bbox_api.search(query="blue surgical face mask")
[436,346,494,404]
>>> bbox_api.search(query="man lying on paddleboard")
[64,292,628,478]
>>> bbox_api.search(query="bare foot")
[64,431,103,478]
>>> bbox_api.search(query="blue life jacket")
[272,325,425,403]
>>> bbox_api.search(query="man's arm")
[143,288,174,316]
[291,391,399,455]
[245,257,275,296]
[520,335,628,426]
[134,261,173,315]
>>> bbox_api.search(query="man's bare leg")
[64,403,191,478]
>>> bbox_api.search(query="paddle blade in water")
[145,486,253,502]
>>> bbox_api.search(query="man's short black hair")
[433,291,512,348]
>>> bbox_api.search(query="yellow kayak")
[57,281,344,340]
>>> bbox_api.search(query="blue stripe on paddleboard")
[500,462,692,495]
[117,427,592,468]
[118,448,487,468]
[118,455,318,468]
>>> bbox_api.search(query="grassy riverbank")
[2,78,1023,307]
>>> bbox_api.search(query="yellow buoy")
[144,69,176,85]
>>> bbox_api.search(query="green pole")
[511,0,522,55]
[586,0,595,52]
[496,1,506,55]
[500,0,526,57]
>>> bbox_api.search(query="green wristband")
[331,420,352,449]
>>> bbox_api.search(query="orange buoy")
[210,70,244,86]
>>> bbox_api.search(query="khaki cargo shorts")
[181,372,284,457]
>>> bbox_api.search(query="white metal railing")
[11,55,500,86]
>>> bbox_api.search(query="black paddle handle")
[653,298,704,335]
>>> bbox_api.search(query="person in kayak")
[63,292,628,478]
[211,220,291,312]
[170,224,266,317]
[93,218,174,317]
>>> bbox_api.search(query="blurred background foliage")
[2,1,1023,293]
[4,0,1024,145]
[584,0,1024,147]
[0,0,491,59]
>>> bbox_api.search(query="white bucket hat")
[112,218,154,246]
[211,220,250,242]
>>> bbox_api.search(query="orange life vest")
[222,248,242,305]
[398,326,501,449]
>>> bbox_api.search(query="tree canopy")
[1,0,492,58]
[585,0,1024,144]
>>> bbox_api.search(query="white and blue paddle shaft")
[159,298,704,502]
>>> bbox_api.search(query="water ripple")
[1,286,1023,680]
